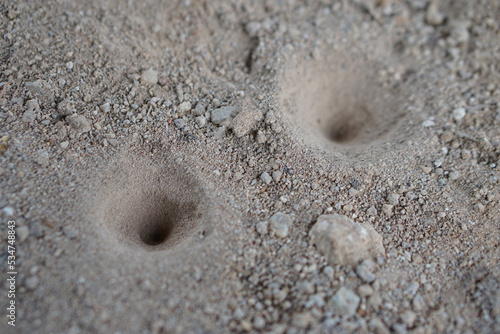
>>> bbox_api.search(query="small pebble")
[253,316,265,329]
[100,102,111,113]
[449,171,460,180]
[194,103,205,115]
[2,206,14,216]
[367,206,377,216]
[412,294,426,311]
[420,165,432,174]
[342,204,354,212]
[66,114,91,133]
[356,259,376,283]
[141,69,158,85]
[63,226,77,239]
[211,106,236,125]
[195,116,206,127]
[332,287,360,317]
[256,221,268,235]
[358,284,374,297]
[270,212,292,238]
[178,101,192,112]
[441,132,454,143]
[382,204,393,216]
[272,171,282,182]
[387,193,400,206]
[60,141,69,149]
[31,222,44,238]
[245,21,262,37]
[25,276,39,290]
[260,172,272,185]
[174,118,186,129]
[256,130,266,144]
[425,1,444,26]
[323,266,335,279]
[17,226,30,242]
[452,108,466,121]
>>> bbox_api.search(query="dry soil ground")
[0,0,499,333]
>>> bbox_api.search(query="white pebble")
[452,107,466,121]
[2,206,14,216]
[17,226,30,242]
[178,101,192,112]
[256,221,268,235]
[260,172,272,185]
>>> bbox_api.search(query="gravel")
[141,69,158,85]
[356,259,377,283]
[66,114,91,134]
[309,214,385,266]
[211,106,237,125]
[332,287,360,317]
[452,107,467,121]
[2,0,499,333]
[17,226,30,242]
[25,276,39,290]
[269,212,291,238]
[260,172,272,185]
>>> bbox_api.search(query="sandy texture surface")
[1,0,499,333]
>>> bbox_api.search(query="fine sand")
[1,0,499,333]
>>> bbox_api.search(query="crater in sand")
[279,54,405,151]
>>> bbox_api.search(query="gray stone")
[256,221,268,235]
[358,284,374,297]
[401,310,417,327]
[22,99,40,123]
[245,21,262,37]
[31,222,44,238]
[387,193,400,206]
[17,226,29,242]
[253,315,265,330]
[66,114,91,133]
[260,172,272,184]
[272,171,282,182]
[382,204,393,216]
[425,1,444,26]
[194,103,205,115]
[256,130,266,144]
[449,171,460,180]
[412,293,426,311]
[309,214,385,266]
[178,101,191,113]
[100,102,111,113]
[323,266,335,279]
[141,69,158,85]
[450,20,470,44]
[57,99,75,115]
[25,276,39,290]
[356,259,376,283]
[230,108,263,137]
[332,287,360,317]
[2,207,14,216]
[211,106,237,125]
[195,116,206,127]
[270,212,292,238]
[452,107,466,121]
[63,226,77,239]
[173,118,186,129]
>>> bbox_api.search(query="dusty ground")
[1,0,499,333]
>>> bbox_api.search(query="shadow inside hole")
[327,121,363,143]
[139,220,173,246]
[322,106,372,144]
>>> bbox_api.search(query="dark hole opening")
[139,221,172,246]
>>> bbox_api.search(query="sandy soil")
[1,0,499,333]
